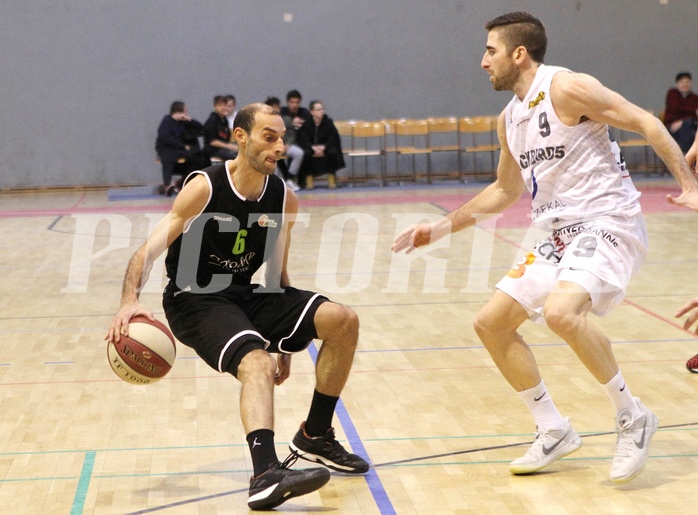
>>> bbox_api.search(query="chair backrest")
[352,121,386,137]
[334,120,357,137]
[427,117,458,134]
[395,119,429,136]
[458,116,494,133]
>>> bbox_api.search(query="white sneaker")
[610,397,658,483]
[509,418,583,474]
[285,178,300,192]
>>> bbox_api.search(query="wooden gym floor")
[0,177,697,514]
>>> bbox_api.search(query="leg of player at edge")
[474,285,658,483]
[289,302,370,474]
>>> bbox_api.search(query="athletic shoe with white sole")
[290,422,369,474]
[247,455,330,511]
[609,397,658,484]
[285,178,301,192]
[509,417,583,474]
[686,353,698,373]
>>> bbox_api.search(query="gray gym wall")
[0,0,696,189]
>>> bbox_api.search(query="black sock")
[304,390,339,437]
[246,429,278,477]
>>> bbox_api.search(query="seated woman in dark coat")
[296,101,345,189]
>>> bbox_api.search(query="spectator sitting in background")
[203,95,238,161]
[281,90,312,133]
[226,94,238,129]
[155,101,207,196]
[265,96,302,191]
[664,72,698,153]
[297,101,345,190]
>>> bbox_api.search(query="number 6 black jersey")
[165,163,286,295]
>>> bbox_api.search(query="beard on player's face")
[491,60,520,91]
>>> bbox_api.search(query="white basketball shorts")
[495,213,648,323]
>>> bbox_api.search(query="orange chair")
[343,121,387,185]
[458,116,500,179]
[427,117,460,180]
[391,119,432,182]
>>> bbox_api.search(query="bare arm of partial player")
[686,131,698,171]
[392,112,524,253]
[265,188,300,385]
[675,297,698,334]
[550,71,698,211]
[105,175,210,344]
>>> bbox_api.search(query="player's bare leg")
[313,302,359,396]
[474,290,539,391]
[237,349,277,433]
[237,349,330,510]
[474,290,582,474]
[543,281,617,383]
[543,280,658,483]
[289,302,369,473]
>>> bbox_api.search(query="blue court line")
[70,451,95,515]
[307,342,396,515]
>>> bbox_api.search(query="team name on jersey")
[209,251,257,272]
[519,146,566,169]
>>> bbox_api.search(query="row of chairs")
[334,116,501,186]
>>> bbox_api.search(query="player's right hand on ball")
[106,303,155,343]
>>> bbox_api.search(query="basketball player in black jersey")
[107,103,368,510]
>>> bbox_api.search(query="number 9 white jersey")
[504,64,642,231]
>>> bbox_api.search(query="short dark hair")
[286,89,302,102]
[265,96,281,106]
[225,94,236,103]
[676,71,692,82]
[233,103,278,134]
[213,95,226,106]
[170,101,185,115]
[485,12,547,64]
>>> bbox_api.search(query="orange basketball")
[107,316,176,384]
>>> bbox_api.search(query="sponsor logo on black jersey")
[258,214,278,228]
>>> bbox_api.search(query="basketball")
[107,316,176,385]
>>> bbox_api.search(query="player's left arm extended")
[552,72,698,210]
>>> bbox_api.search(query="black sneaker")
[165,183,180,197]
[289,422,370,474]
[247,455,330,511]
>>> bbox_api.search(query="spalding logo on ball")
[107,316,176,384]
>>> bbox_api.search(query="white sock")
[601,370,641,418]
[518,380,566,432]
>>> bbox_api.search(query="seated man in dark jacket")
[297,101,345,189]
[203,95,239,161]
[155,101,207,195]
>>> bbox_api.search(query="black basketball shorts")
[163,285,327,376]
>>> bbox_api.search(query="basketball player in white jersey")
[393,12,698,483]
